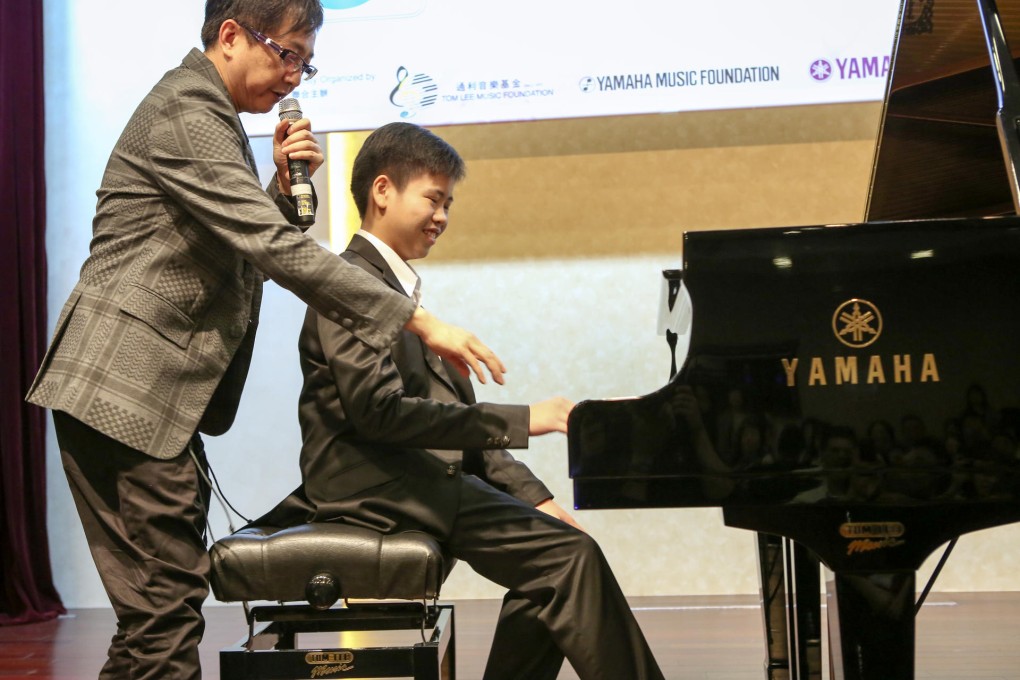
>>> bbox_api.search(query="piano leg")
[826,570,915,680]
[789,542,823,680]
[756,535,824,680]
[756,533,793,679]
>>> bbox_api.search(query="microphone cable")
[189,442,252,541]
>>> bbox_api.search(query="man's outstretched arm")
[405,306,507,385]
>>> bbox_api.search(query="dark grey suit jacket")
[260,234,551,538]
[27,50,414,459]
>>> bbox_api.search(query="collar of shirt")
[356,229,421,303]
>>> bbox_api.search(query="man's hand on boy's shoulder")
[405,306,506,385]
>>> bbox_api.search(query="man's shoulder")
[146,49,232,111]
[110,52,238,169]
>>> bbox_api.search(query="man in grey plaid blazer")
[26,2,505,678]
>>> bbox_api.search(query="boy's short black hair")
[351,122,466,219]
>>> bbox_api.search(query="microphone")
[278,98,315,225]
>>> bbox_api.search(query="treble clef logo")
[389,66,410,106]
[388,66,438,118]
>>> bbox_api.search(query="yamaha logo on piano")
[832,299,882,349]
[779,298,941,387]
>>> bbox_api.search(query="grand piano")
[566,1,1020,679]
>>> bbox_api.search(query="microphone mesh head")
[278,97,302,121]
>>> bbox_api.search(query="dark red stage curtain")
[0,0,66,624]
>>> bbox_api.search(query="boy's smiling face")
[374,172,456,262]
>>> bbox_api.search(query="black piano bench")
[209,523,456,680]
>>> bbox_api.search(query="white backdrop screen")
[239,0,903,135]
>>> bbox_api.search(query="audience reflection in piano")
[572,213,1020,509]
[572,366,1020,509]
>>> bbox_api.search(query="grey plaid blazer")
[28,49,414,459]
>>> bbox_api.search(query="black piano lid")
[572,214,1020,496]
[867,0,1020,220]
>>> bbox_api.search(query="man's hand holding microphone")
[275,98,320,225]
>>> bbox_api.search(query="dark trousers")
[54,411,210,680]
[447,476,664,680]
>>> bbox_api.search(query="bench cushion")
[209,523,449,604]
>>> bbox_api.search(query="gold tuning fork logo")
[833,299,883,349]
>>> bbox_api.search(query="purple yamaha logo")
[810,59,832,82]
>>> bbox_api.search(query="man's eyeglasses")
[240,23,318,81]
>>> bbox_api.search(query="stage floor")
[3,592,1020,679]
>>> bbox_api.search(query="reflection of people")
[25,4,505,678]
[899,414,927,456]
[962,383,995,429]
[260,122,664,680]
[799,417,826,466]
[883,436,951,501]
[715,385,749,461]
[670,383,734,498]
[960,412,992,454]
[865,419,899,465]
[731,413,771,469]
[791,425,870,503]
[819,426,866,500]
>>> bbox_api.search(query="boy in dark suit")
[267,122,664,680]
